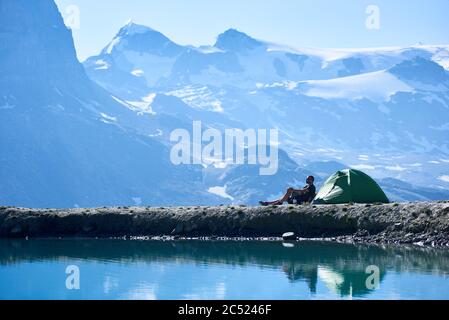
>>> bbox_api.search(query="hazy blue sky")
[54,0,449,61]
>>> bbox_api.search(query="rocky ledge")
[0,202,448,246]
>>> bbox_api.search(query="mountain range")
[84,21,449,199]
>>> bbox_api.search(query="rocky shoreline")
[1,202,448,247]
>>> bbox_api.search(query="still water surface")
[1,239,448,300]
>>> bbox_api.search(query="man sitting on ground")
[259,176,316,206]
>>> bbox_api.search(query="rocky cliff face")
[0,0,86,92]
[0,0,213,208]
[1,202,448,247]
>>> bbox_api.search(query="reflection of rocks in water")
[1,239,448,298]
[283,263,318,293]
[282,262,386,297]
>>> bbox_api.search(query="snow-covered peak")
[389,57,449,84]
[119,20,157,36]
[297,70,414,102]
[272,44,449,72]
[100,21,184,57]
[214,28,264,52]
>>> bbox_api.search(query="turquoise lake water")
[1,239,448,300]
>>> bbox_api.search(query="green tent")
[313,169,389,204]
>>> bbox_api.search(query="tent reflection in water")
[313,169,389,204]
